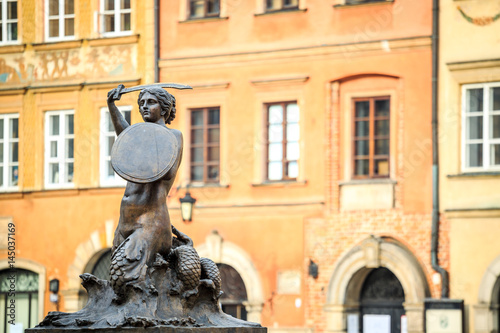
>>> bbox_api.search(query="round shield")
[111,122,179,183]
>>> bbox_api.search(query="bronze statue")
[106,85,182,299]
[29,84,263,331]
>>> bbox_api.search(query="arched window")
[0,269,39,332]
[360,267,405,333]
[217,263,248,320]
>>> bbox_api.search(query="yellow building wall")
[439,0,500,332]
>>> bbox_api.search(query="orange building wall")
[159,0,439,330]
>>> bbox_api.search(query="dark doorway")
[0,269,39,333]
[492,275,500,332]
[217,263,248,320]
[360,267,405,333]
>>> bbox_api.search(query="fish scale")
[200,257,222,297]
[110,244,126,293]
[172,245,201,291]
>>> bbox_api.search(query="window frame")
[188,0,220,19]
[99,106,131,187]
[0,113,19,192]
[351,96,390,180]
[44,110,75,189]
[461,82,500,172]
[265,0,299,12]
[0,0,18,45]
[44,0,75,42]
[189,107,220,184]
[265,101,300,182]
[99,0,131,37]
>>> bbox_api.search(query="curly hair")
[138,87,176,124]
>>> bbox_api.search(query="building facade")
[439,0,500,332]
[0,1,454,333]
[0,0,155,331]
[160,1,442,333]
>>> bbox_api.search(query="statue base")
[27,327,267,333]
[28,253,262,330]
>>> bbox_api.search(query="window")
[266,0,298,12]
[189,0,220,19]
[266,102,300,181]
[462,83,500,171]
[0,0,18,44]
[189,107,220,183]
[45,0,75,41]
[0,269,38,332]
[100,0,131,35]
[352,97,390,179]
[0,114,18,191]
[100,106,131,186]
[45,110,74,188]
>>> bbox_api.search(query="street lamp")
[49,278,60,310]
[308,259,318,279]
[179,190,196,222]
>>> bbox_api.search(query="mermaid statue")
[31,84,262,330]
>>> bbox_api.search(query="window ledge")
[189,183,229,189]
[447,172,500,178]
[252,180,307,188]
[87,34,139,46]
[255,8,307,16]
[0,187,20,194]
[0,44,26,54]
[179,16,228,24]
[333,0,394,8]
[99,184,126,188]
[32,39,83,51]
[44,184,75,191]
[338,178,396,186]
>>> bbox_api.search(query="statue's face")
[139,92,163,124]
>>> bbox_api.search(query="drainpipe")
[154,0,160,83]
[431,0,449,298]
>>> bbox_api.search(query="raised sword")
[111,83,193,100]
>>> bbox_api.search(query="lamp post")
[179,190,196,222]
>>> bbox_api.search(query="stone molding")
[197,230,265,324]
[324,236,429,333]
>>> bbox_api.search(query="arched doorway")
[325,237,430,333]
[475,254,500,333]
[360,267,405,333]
[218,263,248,320]
[0,269,39,332]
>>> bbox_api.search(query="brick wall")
[304,211,450,331]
